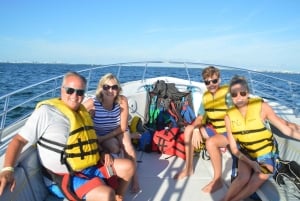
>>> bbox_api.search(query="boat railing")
[1,61,299,142]
[0,76,63,140]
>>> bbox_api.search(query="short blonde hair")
[95,73,122,103]
[202,66,220,80]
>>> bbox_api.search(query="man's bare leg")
[174,125,194,179]
[202,134,228,193]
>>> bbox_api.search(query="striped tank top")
[93,99,121,136]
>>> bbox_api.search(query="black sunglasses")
[103,84,119,91]
[230,91,247,98]
[63,87,85,96]
[204,78,219,85]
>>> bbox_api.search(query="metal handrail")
[1,61,300,138]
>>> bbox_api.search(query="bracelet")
[1,166,14,172]
[194,128,200,132]
[238,153,243,160]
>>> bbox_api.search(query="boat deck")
[125,150,233,201]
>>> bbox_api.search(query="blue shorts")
[257,153,277,174]
[204,124,227,137]
[47,165,116,199]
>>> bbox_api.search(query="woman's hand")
[251,161,261,173]
[88,109,95,118]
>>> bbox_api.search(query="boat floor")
[124,150,250,201]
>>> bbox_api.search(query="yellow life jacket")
[227,98,275,159]
[202,85,228,133]
[129,116,141,133]
[37,98,100,172]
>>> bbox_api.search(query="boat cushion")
[0,166,36,201]
[17,146,50,201]
[1,145,66,201]
[256,124,300,201]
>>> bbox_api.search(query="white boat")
[0,61,300,201]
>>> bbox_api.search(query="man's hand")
[0,170,16,195]
[192,129,203,149]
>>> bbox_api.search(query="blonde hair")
[202,66,220,80]
[95,73,122,103]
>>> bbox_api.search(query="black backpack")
[273,158,300,199]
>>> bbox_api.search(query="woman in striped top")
[83,73,140,194]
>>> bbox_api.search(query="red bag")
[153,127,186,160]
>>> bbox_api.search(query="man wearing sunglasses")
[0,72,134,201]
[174,66,233,193]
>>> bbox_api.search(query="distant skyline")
[1,0,300,72]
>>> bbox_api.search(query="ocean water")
[1,62,300,127]
[0,63,92,95]
[1,63,300,94]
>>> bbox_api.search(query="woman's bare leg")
[85,184,115,201]
[231,173,269,201]
[223,160,269,201]
[113,157,135,199]
[120,131,141,193]
[102,137,121,154]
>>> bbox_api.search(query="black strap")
[195,143,210,160]
[69,125,94,136]
[232,127,267,135]
[205,108,227,112]
[240,141,273,154]
[37,140,63,154]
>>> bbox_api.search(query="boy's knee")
[205,138,214,147]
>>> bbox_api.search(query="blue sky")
[1,0,300,72]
